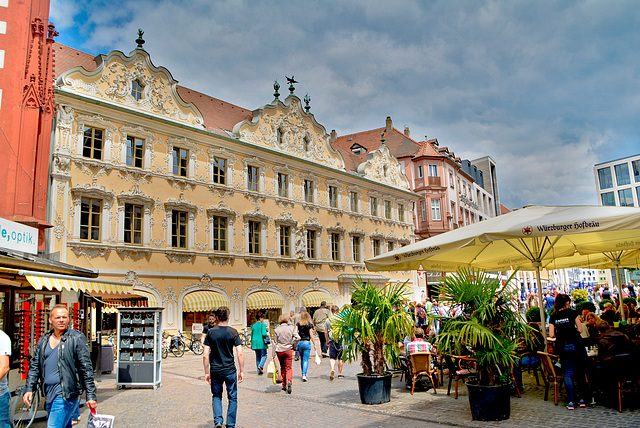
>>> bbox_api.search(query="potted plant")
[435,268,533,421]
[334,277,413,404]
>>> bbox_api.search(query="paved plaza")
[29,350,640,427]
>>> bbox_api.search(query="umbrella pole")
[613,260,627,322]
[533,262,549,352]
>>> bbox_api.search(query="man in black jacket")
[23,304,97,427]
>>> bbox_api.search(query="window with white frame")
[248,220,261,254]
[431,198,441,221]
[278,173,288,198]
[212,216,227,252]
[387,241,394,252]
[212,157,227,185]
[304,180,314,203]
[428,165,438,177]
[421,200,427,222]
[306,229,317,259]
[370,197,378,216]
[80,197,102,241]
[83,127,104,160]
[449,170,454,188]
[398,204,404,222]
[352,236,362,262]
[384,200,391,219]
[417,165,423,178]
[280,225,291,257]
[172,210,188,249]
[125,136,144,168]
[331,233,340,261]
[123,203,143,245]
[173,147,189,177]
[350,192,359,212]
[328,186,338,208]
[372,239,381,257]
[247,165,259,192]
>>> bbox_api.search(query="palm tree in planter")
[334,277,413,404]
[435,268,533,421]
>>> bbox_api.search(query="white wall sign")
[0,217,38,255]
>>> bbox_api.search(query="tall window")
[80,197,101,241]
[331,233,340,261]
[632,160,640,183]
[280,225,290,257]
[248,221,260,254]
[428,165,438,177]
[131,80,144,101]
[212,157,226,185]
[597,167,613,189]
[328,186,338,208]
[171,210,188,248]
[83,127,103,160]
[247,165,259,191]
[123,203,142,245]
[387,241,394,252]
[277,128,284,145]
[350,192,358,212]
[370,197,378,216]
[352,236,361,262]
[398,204,404,222]
[614,163,631,186]
[172,147,188,177]
[619,189,634,207]
[126,136,144,168]
[278,173,288,197]
[417,165,423,178]
[306,230,316,259]
[384,200,391,219]
[421,200,427,221]
[303,136,310,152]
[372,239,381,257]
[212,216,227,252]
[431,199,441,221]
[304,180,314,203]
[449,170,454,188]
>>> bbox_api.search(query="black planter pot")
[467,383,510,421]
[356,373,392,404]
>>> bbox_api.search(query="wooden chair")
[602,353,640,412]
[409,352,439,395]
[444,355,475,399]
[537,351,563,405]
[518,351,541,386]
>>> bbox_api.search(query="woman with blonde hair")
[295,309,318,382]
[273,314,299,394]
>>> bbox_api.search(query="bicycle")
[11,385,40,428]
[238,327,252,348]
[161,335,169,359]
[164,333,184,357]
[177,330,203,355]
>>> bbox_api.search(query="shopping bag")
[315,353,321,365]
[266,360,275,375]
[87,408,115,428]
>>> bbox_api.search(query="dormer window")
[131,79,144,101]
[350,143,367,155]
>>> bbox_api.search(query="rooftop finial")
[304,94,311,113]
[286,75,298,94]
[135,29,145,48]
[380,132,386,145]
[273,80,280,100]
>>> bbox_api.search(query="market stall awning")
[246,291,284,310]
[301,291,333,307]
[23,271,132,293]
[183,290,229,312]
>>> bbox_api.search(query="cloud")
[52,0,640,209]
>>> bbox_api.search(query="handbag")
[291,325,300,351]
[263,335,271,346]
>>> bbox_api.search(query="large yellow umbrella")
[365,205,640,349]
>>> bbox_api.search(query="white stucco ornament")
[357,143,411,190]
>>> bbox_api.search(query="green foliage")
[599,298,614,311]
[435,268,532,386]
[623,297,637,306]
[570,289,589,303]
[525,307,545,323]
[333,277,413,376]
[575,301,596,313]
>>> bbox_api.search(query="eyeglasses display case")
[116,307,163,389]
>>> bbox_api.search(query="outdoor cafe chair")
[537,351,564,405]
[444,355,475,399]
[409,352,439,395]
[602,353,640,412]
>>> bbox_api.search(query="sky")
[50,0,640,210]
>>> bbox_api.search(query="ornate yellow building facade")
[49,44,417,331]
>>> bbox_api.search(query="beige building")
[49,42,417,332]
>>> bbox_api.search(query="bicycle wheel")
[170,344,184,357]
[162,346,168,359]
[11,388,39,428]
[191,340,204,355]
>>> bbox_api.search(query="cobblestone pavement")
[29,349,640,427]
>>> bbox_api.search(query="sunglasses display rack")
[116,307,163,389]
[34,302,46,345]
[18,301,31,379]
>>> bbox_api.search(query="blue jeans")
[561,344,588,404]
[0,392,10,428]
[254,348,268,371]
[45,397,78,428]
[298,340,312,376]
[210,372,238,428]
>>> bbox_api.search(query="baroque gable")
[357,143,411,190]
[233,95,345,170]
[56,48,205,128]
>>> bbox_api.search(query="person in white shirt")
[0,330,10,428]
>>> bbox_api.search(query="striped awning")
[133,289,159,307]
[246,291,284,310]
[301,291,333,308]
[102,304,119,314]
[183,291,229,312]
[24,272,132,294]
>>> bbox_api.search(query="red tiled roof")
[334,126,423,172]
[53,44,252,133]
[500,204,511,215]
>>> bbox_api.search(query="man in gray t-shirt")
[0,329,10,428]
